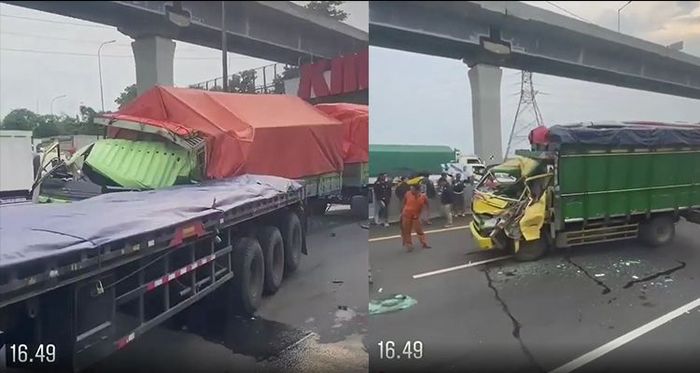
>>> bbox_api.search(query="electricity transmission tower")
[504,71,545,159]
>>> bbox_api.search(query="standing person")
[452,173,466,217]
[464,175,474,215]
[373,173,393,227]
[419,173,435,225]
[438,173,454,227]
[395,176,409,202]
[400,183,431,251]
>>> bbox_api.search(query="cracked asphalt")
[368,216,700,373]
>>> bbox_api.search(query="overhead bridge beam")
[370,1,700,99]
[5,1,368,65]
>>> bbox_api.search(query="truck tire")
[513,237,548,262]
[350,195,369,219]
[231,237,264,315]
[279,211,303,274]
[640,215,675,247]
[257,226,285,295]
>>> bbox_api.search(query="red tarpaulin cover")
[102,86,344,180]
[314,103,368,164]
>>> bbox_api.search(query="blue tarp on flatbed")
[547,121,700,148]
[0,175,301,269]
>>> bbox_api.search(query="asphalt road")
[82,210,369,373]
[368,216,700,373]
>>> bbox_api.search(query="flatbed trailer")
[0,175,307,371]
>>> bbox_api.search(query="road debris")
[369,294,417,315]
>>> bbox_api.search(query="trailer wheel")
[231,237,264,315]
[513,237,548,262]
[640,215,675,247]
[257,226,285,295]
[279,211,303,274]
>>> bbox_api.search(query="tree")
[272,64,301,94]
[115,84,137,109]
[304,1,348,21]
[2,107,106,138]
[1,108,40,131]
[79,105,98,124]
[32,117,61,138]
[229,69,257,93]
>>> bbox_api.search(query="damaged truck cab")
[470,154,554,261]
[470,122,700,261]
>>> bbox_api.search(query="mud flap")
[297,204,308,255]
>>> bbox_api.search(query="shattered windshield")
[475,170,522,199]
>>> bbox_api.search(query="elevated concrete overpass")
[6,1,368,94]
[370,1,700,163]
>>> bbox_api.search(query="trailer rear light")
[170,221,205,246]
[182,226,196,238]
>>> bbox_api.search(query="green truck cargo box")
[369,144,455,177]
[557,146,700,222]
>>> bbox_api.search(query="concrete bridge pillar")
[130,35,176,95]
[467,64,503,165]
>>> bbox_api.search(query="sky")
[0,1,368,118]
[370,1,700,154]
[2,1,698,155]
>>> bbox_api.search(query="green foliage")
[1,107,104,138]
[115,84,137,109]
[1,108,40,131]
[228,69,257,93]
[304,1,348,21]
[32,116,62,138]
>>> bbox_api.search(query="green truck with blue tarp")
[469,121,700,261]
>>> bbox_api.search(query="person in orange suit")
[401,183,432,251]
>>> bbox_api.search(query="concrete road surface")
[368,216,700,373]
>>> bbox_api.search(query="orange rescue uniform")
[401,191,429,248]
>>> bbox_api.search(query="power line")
[544,1,593,23]
[1,47,257,61]
[0,47,229,60]
[504,71,546,159]
[0,31,236,55]
[0,31,131,46]
[0,14,112,29]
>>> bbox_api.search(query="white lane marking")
[549,297,700,373]
[368,224,470,242]
[412,255,513,279]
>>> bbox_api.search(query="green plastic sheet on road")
[369,294,417,315]
[85,139,196,190]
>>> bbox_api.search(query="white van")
[443,155,485,180]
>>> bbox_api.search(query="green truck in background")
[469,122,700,261]
[369,144,456,177]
